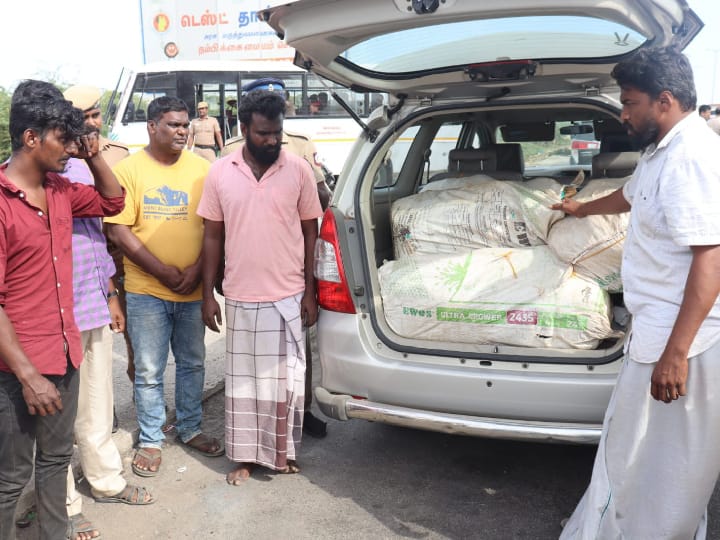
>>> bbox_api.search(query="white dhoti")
[561,338,720,540]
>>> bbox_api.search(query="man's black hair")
[611,46,696,112]
[238,90,286,127]
[9,80,85,152]
[147,96,189,123]
[699,104,712,114]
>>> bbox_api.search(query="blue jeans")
[0,359,78,540]
[126,293,205,448]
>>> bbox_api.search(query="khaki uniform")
[99,136,130,168]
[222,129,325,183]
[189,116,222,162]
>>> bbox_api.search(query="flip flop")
[131,448,162,477]
[95,484,155,505]
[177,433,224,457]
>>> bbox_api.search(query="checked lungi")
[224,293,305,471]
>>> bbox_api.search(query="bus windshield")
[110,63,385,174]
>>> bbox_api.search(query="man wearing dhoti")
[198,89,322,485]
[554,46,720,539]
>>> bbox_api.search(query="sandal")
[279,460,301,474]
[67,512,101,540]
[95,484,155,505]
[178,433,224,457]
[131,447,162,477]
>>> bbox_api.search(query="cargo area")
[359,105,639,362]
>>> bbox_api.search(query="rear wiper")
[303,60,403,143]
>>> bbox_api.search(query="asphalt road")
[14,326,720,539]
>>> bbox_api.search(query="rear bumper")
[315,387,602,444]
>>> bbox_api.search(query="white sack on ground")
[379,246,618,349]
[547,178,629,292]
[393,176,564,258]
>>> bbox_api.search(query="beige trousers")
[192,146,216,162]
[67,326,126,515]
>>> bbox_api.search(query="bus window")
[123,72,177,123]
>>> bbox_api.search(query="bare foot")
[226,463,254,486]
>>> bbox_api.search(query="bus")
[107,60,383,175]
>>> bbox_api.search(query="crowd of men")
[0,78,329,540]
[1,45,720,540]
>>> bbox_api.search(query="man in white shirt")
[555,46,720,539]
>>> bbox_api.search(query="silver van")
[264,0,702,444]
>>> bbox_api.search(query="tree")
[0,86,12,162]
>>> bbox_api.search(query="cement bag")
[392,176,564,258]
[547,178,629,292]
[379,246,617,349]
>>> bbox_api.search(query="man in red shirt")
[0,80,124,540]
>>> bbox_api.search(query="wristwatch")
[107,289,120,301]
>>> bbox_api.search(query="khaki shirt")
[221,129,325,183]
[189,116,221,147]
[99,136,130,168]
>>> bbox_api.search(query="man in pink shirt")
[198,90,322,486]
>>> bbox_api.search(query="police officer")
[188,100,224,162]
[221,78,332,209]
[64,85,129,168]
[222,78,330,437]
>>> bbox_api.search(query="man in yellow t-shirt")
[106,96,223,478]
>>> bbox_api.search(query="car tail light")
[314,209,356,314]
[571,140,600,150]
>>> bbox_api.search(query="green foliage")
[0,86,11,163]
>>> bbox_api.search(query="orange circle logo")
[153,13,170,33]
[164,42,179,58]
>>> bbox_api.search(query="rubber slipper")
[178,433,224,457]
[131,448,162,477]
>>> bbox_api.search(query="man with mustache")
[105,96,223,479]
[554,46,720,538]
[0,80,124,540]
[198,89,322,485]
[222,78,332,439]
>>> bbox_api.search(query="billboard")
[139,0,295,63]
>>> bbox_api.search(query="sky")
[0,0,719,104]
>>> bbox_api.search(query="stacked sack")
[382,174,628,349]
[546,178,629,292]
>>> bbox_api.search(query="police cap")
[242,78,285,93]
[63,85,102,112]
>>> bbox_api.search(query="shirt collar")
[644,112,696,158]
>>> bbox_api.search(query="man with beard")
[221,78,331,439]
[105,96,223,479]
[197,89,322,485]
[554,46,720,539]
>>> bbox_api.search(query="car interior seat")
[591,132,640,178]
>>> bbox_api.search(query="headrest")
[447,148,497,173]
[492,143,524,174]
[591,151,640,178]
[600,132,634,153]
